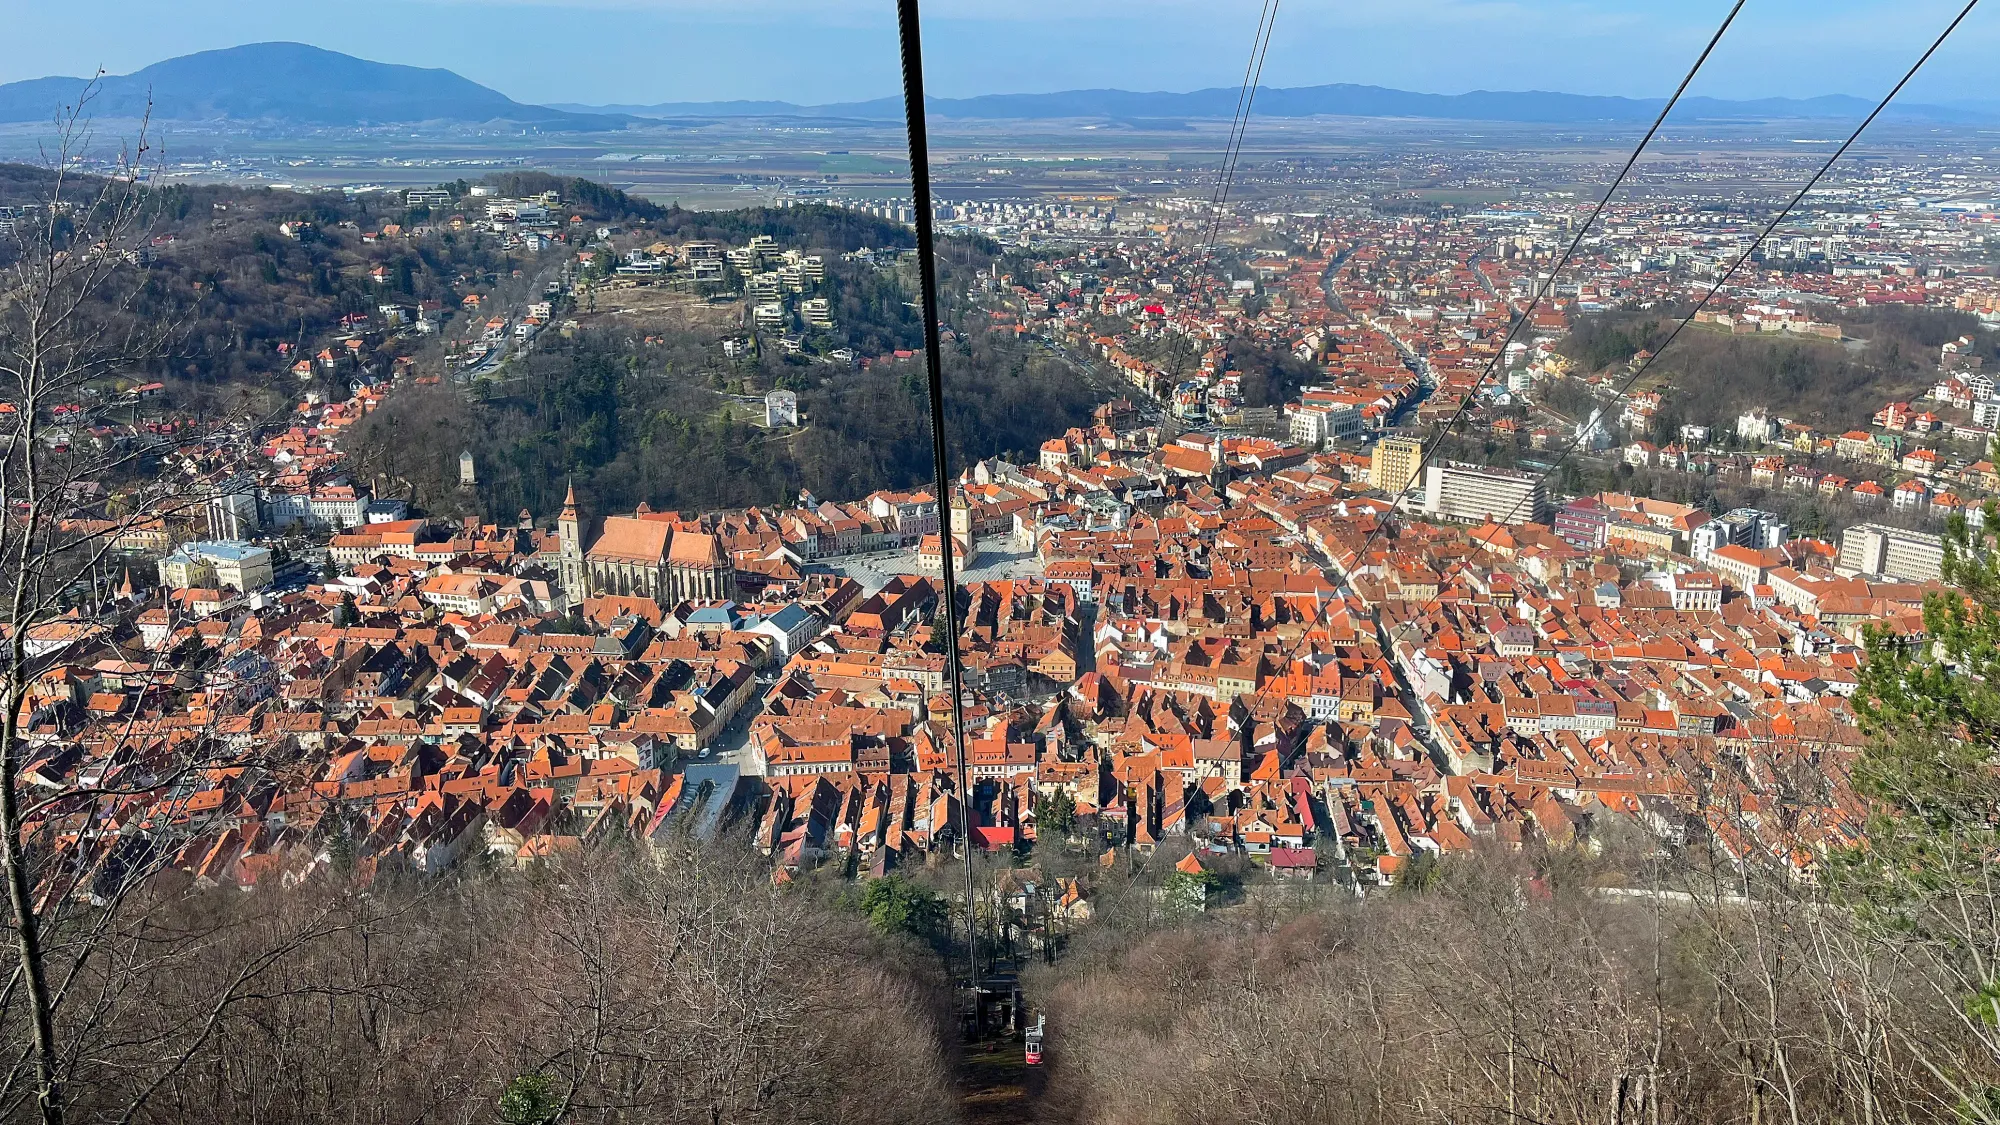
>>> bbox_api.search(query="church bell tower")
[557,481,587,603]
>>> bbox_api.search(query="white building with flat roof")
[206,487,260,541]
[1837,522,1944,583]
[1420,461,1548,525]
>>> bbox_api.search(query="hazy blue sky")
[0,0,1994,106]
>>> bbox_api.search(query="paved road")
[459,339,509,379]
[1323,250,1431,388]
[1038,339,1162,419]
[702,692,767,773]
[453,259,570,381]
[819,544,1045,596]
[686,670,785,775]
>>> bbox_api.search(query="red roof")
[1268,847,1318,870]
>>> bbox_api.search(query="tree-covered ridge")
[0,168,561,405]
[0,169,829,407]
[475,171,664,220]
[652,203,924,255]
[1557,302,1998,438]
[31,848,965,1124]
[347,211,1095,520]
[350,318,1107,520]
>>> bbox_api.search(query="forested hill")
[347,321,1107,521]
[339,200,1075,520]
[0,171,868,414]
[475,172,664,220]
[1557,303,1999,441]
[652,205,922,254]
[465,182,919,252]
[0,168,656,410]
[0,43,624,129]
[0,159,1062,516]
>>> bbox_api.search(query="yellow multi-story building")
[1371,436,1424,496]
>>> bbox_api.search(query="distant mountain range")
[0,44,1988,132]
[0,43,627,130]
[559,85,1994,126]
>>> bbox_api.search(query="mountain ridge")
[0,43,628,131]
[0,44,1985,132]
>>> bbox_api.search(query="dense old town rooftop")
[31,390,1904,892]
[32,183,2000,894]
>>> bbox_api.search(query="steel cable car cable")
[896,0,984,996]
[1203,0,1281,246]
[1341,0,1747,573]
[1224,0,1751,728]
[1395,0,1982,626]
[897,0,1285,1005]
[1165,0,1283,389]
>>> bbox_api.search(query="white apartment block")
[1287,402,1362,450]
[1836,522,1945,583]
[1421,461,1549,525]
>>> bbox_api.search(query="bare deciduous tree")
[1026,840,2000,1125]
[0,89,285,1125]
